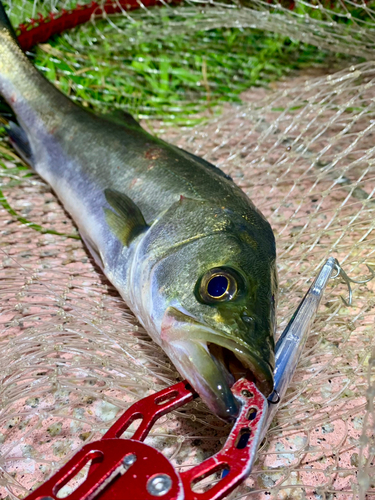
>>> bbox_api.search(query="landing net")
[1,1,375,499]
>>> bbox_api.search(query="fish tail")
[0,0,74,148]
[0,2,37,160]
[0,1,32,97]
[0,2,19,42]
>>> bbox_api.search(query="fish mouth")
[161,306,274,421]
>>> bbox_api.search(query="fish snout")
[161,306,274,420]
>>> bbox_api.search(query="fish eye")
[207,275,229,299]
[197,268,240,304]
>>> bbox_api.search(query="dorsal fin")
[102,110,142,130]
[104,188,149,246]
[172,145,233,181]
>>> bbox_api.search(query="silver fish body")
[0,6,278,419]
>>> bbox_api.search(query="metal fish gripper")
[24,257,363,500]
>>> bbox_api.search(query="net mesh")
[1,1,375,499]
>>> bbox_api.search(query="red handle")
[181,379,267,500]
[17,0,183,51]
[25,439,183,500]
[102,380,196,441]
[24,380,267,500]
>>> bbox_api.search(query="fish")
[0,2,278,420]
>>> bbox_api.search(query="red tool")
[16,0,183,52]
[23,258,339,499]
[25,379,267,500]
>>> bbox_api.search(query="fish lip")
[163,338,240,420]
[161,306,274,418]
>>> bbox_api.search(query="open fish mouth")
[161,306,274,420]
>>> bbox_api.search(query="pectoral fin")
[104,188,149,246]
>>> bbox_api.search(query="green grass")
[0,3,361,237]
[31,17,350,125]
[292,0,375,24]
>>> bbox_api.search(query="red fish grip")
[16,0,183,51]
[25,379,267,500]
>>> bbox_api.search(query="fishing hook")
[332,258,375,306]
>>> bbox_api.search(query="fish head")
[137,196,277,420]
